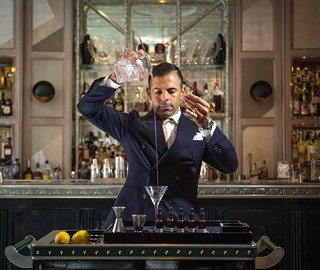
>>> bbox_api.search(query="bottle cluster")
[155,207,208,233]
[291,65,320,117]
[292,129,320,164]
[23,159,61,181]
[77,131,127,180]
[0,67,14,117]
[187,79,223,113]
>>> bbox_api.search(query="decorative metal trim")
[1,183,320,199]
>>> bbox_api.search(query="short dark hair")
[148,62,184,88]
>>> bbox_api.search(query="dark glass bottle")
[4,137,12,165]
[198,208,207,233]
[166,207,174,232]
[187,208,196,233]
[176,208,185,233]
[80,34,93,65]
[155,207,164,233]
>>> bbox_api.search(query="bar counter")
[1,179,320,270]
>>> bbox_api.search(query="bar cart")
[5,220,284,270]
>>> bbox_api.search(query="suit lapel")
[151,114,198,168]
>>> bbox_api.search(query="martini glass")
[145,186,168,223]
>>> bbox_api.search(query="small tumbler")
[132,214,146,232]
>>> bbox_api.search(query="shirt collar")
[169,109,181,124]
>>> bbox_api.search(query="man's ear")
[146,87,152,101]
[180,85,186,99]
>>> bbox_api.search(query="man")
[77,49,238,229]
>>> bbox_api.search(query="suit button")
[141,144,146,150]
[175,175,181,181]
[150,170,156,175]
[143,194,147,199]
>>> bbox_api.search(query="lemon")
[71,230,90,244]
[54,231,70,244]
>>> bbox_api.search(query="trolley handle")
[255,235,285,269]
[4,235,36,269]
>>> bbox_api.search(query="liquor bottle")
[249,162,259,180]
[90,158,100,182]
[292,85,301,117]
[214,33,226,65]
[187,208,196,233]
[306,131,317,161]
[78,160,89,179]
[213,80,223,112]
[3,137,12,165]
[155,207,164,233]
[0,91,3,117]
[198,208,207,233]
[80,34,93,65]
[24,158,33,180]
[300,82,309,116]
[258,160,268,180]
[297,130,306,163]
[114,90,124,112]
[176,208,185,233]
[11,158,20,179]
[42,160,52,180]
[192,81,198,96]
[309,84,318,117]
[292,130,299,164]
[2,96,12,116]
[166,207,174,232]
[33,162,43,180]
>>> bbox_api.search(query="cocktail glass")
[144,186,168,223]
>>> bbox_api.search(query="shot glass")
[114,54,152,84]
[132,214,146,232]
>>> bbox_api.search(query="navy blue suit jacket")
[77,79,238,228]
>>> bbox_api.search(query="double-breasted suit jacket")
[77,78,238,228]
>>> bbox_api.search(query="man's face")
[146,71,185,119]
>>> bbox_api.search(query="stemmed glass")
[144,186,168,223]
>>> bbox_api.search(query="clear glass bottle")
[42,160,52,180]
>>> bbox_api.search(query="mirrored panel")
[31,126,63,174]
[242,126,275,178]
[292,0,320,49]
[32,0,64,51]
[241,0,274,51]
[32,60,64,117]
[0,0,14,49]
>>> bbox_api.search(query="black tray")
[103,220,252,244]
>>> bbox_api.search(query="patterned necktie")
[162,118,177,149]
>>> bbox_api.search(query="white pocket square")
[192,132,204,141]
